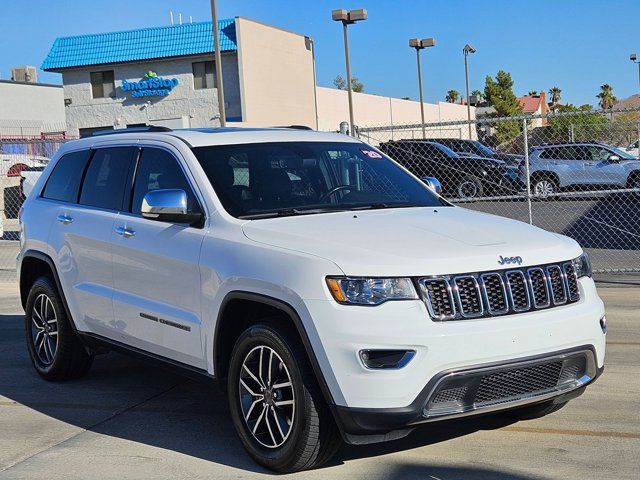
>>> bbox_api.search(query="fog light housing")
[359,349,415,369]
[600,316,607,334]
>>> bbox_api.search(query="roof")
[63,128,361,149]
[41,20,237,71]
[518,95,544,113]
[0,79,62,88]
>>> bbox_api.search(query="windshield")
[609,146,635,159]
[430,143,458,157]
[472,141,497,156]
[191,141,447,218]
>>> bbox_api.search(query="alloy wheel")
[458,180,480,199]
[30,293,58,365]
[534,180,555,197]
[239,345,295,449]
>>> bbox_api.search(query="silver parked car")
[527,142,640,196]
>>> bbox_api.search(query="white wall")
[61,53,241,135]
[316,87,476,140]
[0,81,65,135]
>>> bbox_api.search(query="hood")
[455,153,506,168]
[241,207,581,277]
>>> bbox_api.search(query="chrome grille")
[419,261,581,321]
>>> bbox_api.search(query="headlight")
[572,252,592,278]
[326,277,418,305]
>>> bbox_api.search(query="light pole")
[332,8,367,135]
[631,53,640,91]
[409,38,435,139]
[463,43,476,139]
[210,0,226,127]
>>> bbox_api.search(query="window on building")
[193,61,216,90]
[90,70,115,98]
[79,147,137,210]
[42,150,92,203]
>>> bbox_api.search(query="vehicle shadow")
[0,312,519,475]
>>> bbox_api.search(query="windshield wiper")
[238,206,349,220]
[348,202,421,211]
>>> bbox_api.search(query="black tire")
[24,276,93,381]
[626,172,640,198]
[457,175,484,199]
[227,322,341,472]
[531,175,558,198]
[505,400,567,420]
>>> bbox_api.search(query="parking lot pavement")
[0,282,638,480]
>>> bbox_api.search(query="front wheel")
[457,175,484,199]
[532,176,558,198]
[227,323,340,472]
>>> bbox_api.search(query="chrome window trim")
[452,275,484,318]
[527,267,551,308]
[546,265,568,305]
[504,270,531,312]
[479,273,509,315]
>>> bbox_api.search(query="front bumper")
[333,345,602,441]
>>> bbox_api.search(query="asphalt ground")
[0,281,638,479]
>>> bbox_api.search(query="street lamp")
[210,0,226,127]
[409,37,436,139]
[631,53,640,91]
[463,43,476,139]
[332,8,367,135]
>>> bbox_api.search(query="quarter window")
[131,148,200,215]
[42,150,91,203]
[90,70,115,98]
[193,61,216,90]
[79,147,136,210]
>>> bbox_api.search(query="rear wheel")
[227,322,340,472]
[24,277,93,380]
[505,399,567,420]
[532,176,558,198]
[626,172,640,198]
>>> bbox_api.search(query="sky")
[1,0,639,107]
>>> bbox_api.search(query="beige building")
[0,80,66,136]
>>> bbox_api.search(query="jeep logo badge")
[498,255,523,266]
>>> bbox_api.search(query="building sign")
[121,71,179,98]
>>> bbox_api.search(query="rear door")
[111,145,205,367]
[47,147,137,334]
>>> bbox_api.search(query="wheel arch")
[530,170,560,185]
[213,291,336,407]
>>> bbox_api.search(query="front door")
[111,146,205,368]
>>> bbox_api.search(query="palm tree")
[471,89,484,102]
[597,84,617,110]
[549,86,562,112]
[446,90,460,103]
[527,90,539,96]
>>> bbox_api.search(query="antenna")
[189,15,193,23]
[178,13,183,25]
[169,11,174,25]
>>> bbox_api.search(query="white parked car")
[18,126,606,472]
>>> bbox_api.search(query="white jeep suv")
[18,126,606,472]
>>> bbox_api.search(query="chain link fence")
[357,107,640,274]
[0,137,71,280]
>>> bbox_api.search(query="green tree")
[527,90,538,96]
[596,84,617,109]
[445,90,460,103]
[471,89,484,102]
[549,86,562,104]
[546,104,608,142]
[333,75,364,92]
[483,70,523,145]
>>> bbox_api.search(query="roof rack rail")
[273,125,314,130]
[91,125,173,136]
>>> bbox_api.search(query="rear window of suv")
[42,150,91,203]
[79,147,137,211]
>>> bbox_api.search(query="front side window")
[191,141,446,219]
[79,147,136,210]
[131,148,200,215]
[42,150,91,203]
[90,70,115,98]
[193,61,216,90]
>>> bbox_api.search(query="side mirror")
[141,189,202,225]
[608,154,620,162]
[421,176,442,194]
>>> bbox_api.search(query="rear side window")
[130,148,200,215]
[79,147,136,210]
[537,147,557,160]
[42,150,91,203]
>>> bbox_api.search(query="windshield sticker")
[360,149,383,159]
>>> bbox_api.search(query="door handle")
[115,226,136,238]
[56,214,73,225]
